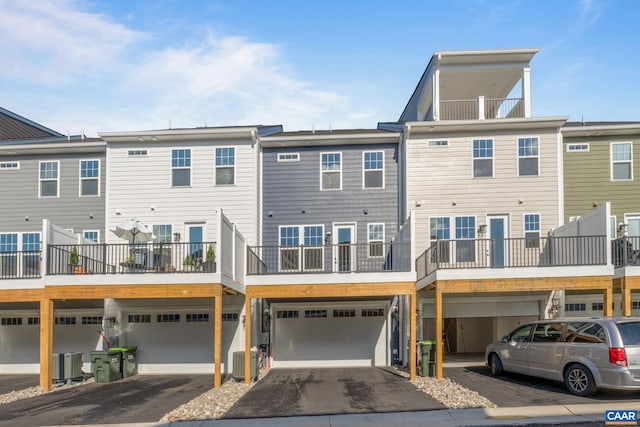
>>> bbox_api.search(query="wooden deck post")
[214,290,222,389]
[409,291,416,380]
[435,285,443,379]
[39,298,53,391]
[621,278,631,317]
[604,286,613,317]
[244,294,251,384]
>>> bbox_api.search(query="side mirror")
[501,336,508,343]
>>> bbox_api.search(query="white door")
[625,215,640,249]
[487,215,509,268]
[272,304,387,368]
[333,224,356,272]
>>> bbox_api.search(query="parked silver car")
[485,317,640,396]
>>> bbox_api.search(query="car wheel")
[489,353,503,376]
[564,364,597,396]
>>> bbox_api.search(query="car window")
[508,324,533,342]
[532,322,564,342]
[567,322,606,343]
[617,322,640,346]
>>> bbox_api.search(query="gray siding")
[262,143,399,246]
[0,152,106,238]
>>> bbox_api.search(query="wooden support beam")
[621,278,631,317]
[435,286,443,379]
[0,288,43,302]
[604,287,613,317]
[409,291,416,380]
[214,291,222,389]
[246,282,415,299]
[244,294,251,385]
[44,283,222,300]
[435,276,612,294]
[39,298,53,391]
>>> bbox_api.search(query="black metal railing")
[47,242,217,275]
[416,236,607,280]
[247,242,410,275]
[612,237,640,267]
[0,251,41,279]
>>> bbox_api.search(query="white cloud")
[0,1,376,135]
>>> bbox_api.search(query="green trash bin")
[90,350,122,383]
[109,347,138,378]
[420,340,437,377]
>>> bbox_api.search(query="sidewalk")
[54,401,635,427]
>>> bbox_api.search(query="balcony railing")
[47,242,217,275]
[416,236,607,280]
[247,242,410,275]
[612,237,640,267]
[439,97,524,121]
[0,251,41,279]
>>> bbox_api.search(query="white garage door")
[272,303,388,368]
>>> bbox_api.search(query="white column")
[478,96,485,120]
[522,67,531,118]
[432,68,440,121]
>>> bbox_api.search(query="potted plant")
[183,254,195,271]
[68,246,80,274]
[204,245,216,273]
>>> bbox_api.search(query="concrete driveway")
[0,375,39,395]
[445,366,640,407]
[223,367,444,419]
[0,374,211,426]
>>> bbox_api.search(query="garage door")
[272,303,388,368]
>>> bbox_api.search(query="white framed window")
[128,149,148,157]
[277,153,300,162]
[611,142,633,181]
[153,225,173,243]
[518,137,539,176]
[0,161,19,169]
[171,149,191,187]
[79,159,100,196]
[472,139,493,177]
[367,223,385,258]
[427,140,449,147]
[278,225,324,271]
[83,230,100,243]
[610,216,617,239]
[320,152,341,190]
[215,147,235,185]
[524,213,541,248]
[455,216,476,263]
[39,160,59,197]
[429,217,450,263]
[363,151,384,189]
[566,143,589,152]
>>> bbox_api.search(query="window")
[186,313,209,322]
[279,226,300,271]
[1,317,22,326]
[610,216,617,239]
[430,217,450,263]
[455,216,475,262]
[215,147,235,185]
[567,143,589,152]
[128,314,151,323]
[368,223,384,258]
[304,309,327,318]
[363,151,384,188]
[171,149,191,186]
[276,310,299,319]
[632,301,640,310]
[592,302,604,311]
[55,317,76,325]
[157,314,180,323]
[83,230,100,243]
[39,161,59,197]
[153,225,172,243]
[518,137,539,176]
[27,317,39,325]
[333,309,356,318]
[222,313,239,322]
[279,225,324,271]
[507,324,533,342]
[473,139,493,177]
[128,149,148,156]
[82,316,102,325]
[567,322,605,343]
[22,232,40,276]
[524,214,541,248]
[80,159,100,196]
[611,142,633,180]
[303,225,323,271]
[362,308,384,317]
[0,161,19,169]
[532,323,563,342]
[321,152,341,190]
[565,303,586,312]
[0,233,18,277]
[427,140,449,147]
[277,153,300,162]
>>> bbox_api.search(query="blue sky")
[1,0,638,136]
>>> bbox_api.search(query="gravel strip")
[0,376,95,405]
[412,376,496,408]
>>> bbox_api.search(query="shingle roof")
[0,107,62,140]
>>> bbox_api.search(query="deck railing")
[416,236,607,281]
[612,237,640,267]
[0,251,41,279]
[439,97,524,120]
[47,242,217,275]
[247,242,410,275]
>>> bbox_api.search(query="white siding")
[106,140,258,245]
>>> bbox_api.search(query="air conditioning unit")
[52,352,83,381]
[232,351,259,381]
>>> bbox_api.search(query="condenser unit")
[52,352,83,381]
